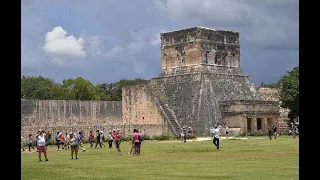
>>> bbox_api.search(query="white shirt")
[37,134,46,146]
[212,128,220,139]
[56,133,61,140]
[65,135,70,141]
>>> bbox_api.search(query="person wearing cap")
[212,126,221,149]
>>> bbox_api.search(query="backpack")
[138,135,143,142]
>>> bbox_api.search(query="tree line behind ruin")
[21,76,149,101]
[21,66,298,121]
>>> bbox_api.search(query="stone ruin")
[22,27,286,139]
[123,27,280,136]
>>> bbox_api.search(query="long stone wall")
[21,100,122,140]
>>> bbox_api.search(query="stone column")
[262,117,268,132]
[251,118,257,132]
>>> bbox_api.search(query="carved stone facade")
[21,27,284,139]
[258,88,290,131]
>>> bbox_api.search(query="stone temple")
[21,27,283,138]
[123,27,280,136]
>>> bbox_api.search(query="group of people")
[180,126,196,142]
[21,127,145,161]
[88,129,124,156]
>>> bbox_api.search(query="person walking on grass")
[60,133,65,150]
[95,129,103,148]
[272,124,277,140]
[100,131,106,147]
[107,131,113,149]
[112,129,122,155]
[88,130,94,148]
[267,126,272,140]
[55,131,62,151]
[64,132,70,149]
[212,126,220,149]
[36,129,48,161]
[131,129,140,155]
[76,131,86,152]
[27,134,35,151]
[69,132,79,159]
[180,127,187,143]
[225,125,230,140]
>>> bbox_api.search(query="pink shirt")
[133,132,140,142]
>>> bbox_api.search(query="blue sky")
[22,0,299,85]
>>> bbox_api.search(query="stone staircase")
[148,81,181,136]
[155,97,181,135]
[279,120,290,133]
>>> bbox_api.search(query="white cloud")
[43,26,86,60]
[42,26,126,65]
[150,29,166,46]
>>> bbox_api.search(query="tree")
[21,76,62,100]
[62,77,96,100]
[278,66,299,122]
[21,75,150,101]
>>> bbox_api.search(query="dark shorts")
[56,140,60,145]
[134,142,140,148]
[71,145,79,151]
[226,131,229,135]
[115,141,120,149]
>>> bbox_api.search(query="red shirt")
[133,132,140,142]
[89,132,94,139]
[113,132,120,141]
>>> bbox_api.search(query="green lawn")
[21,136,299,180]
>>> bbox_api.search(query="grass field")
[21,136,299,180]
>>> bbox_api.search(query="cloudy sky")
[22,0,299,85]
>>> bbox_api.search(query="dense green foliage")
[21,75,149,101]
[277,66,299,122]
